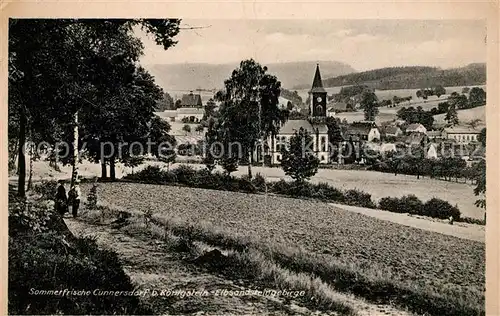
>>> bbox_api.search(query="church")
[265,64,330,165]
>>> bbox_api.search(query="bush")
[32,180,59,200]
[251,173,267,192]
[235,177,257,193]
[9,233,150,315]
[400,195,424,215]
[289,181,314,198]
[344,189,376,208]
[125,165,168,184]
[172,164,197,185]
[423,198,461,220]
[311,182,345,202]
[270,179,291,195]
[378,197,402,213]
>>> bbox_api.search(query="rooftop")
[407,123,426,131]
[180,92,203,107]
[309,64,327,94]
[444,126,483,134]
[345,121,378,136]
[278,119,328,135]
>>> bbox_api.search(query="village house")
[443,126,482,144]
[406,123,427,135]
[383,126,403,138]
[265,64,330,165]
[343,121,381,143]
[158,91,205,123]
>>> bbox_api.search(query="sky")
[138,19,486,71]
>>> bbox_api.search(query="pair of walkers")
[55,180,81,217]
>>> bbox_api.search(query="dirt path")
[329,203,484,243]
[64,217,329,315]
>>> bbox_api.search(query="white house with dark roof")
[265,64,330,165]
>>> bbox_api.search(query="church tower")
[309,64,327,118]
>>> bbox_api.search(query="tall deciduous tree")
[203,98,217,120]
[445,104,459,126]
[280,127,319,183]
[215,59,288,178]
[360,91,379,121]
[468,87,486,107]
[433,85,446,98]
[156,92,175,111]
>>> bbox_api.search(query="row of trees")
[415,86,447,99]
[9,19,182,197]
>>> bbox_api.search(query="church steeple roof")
[310,63,326,93]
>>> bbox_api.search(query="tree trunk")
[110,158,116,181]
[101,161,107,179]
[70,111,79,188]
[247,150,252,179]
[18,108,27,197]
[27,142,33,191]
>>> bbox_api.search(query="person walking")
[55,181,69,216]
[69,180,81,218]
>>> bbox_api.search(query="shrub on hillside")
[125,165,168,184]
[290,181,315,198]
[270,179,292,195]
[378,196,400,213]
[251,173,267,192]
[378,197,402,213]
[344,189,376,208]
[423,198,461,220]
[400,195,424,215]
[311,182,345,202]
[172,164,197,185]
[235,177,257,193]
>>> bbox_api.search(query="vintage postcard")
[1,1,498,315]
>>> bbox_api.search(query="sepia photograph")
[4,8,493,316]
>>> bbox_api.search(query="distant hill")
[144,61,356,92]
[322,63,486,90]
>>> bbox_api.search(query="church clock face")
[316,96,322,102]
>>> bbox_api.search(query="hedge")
[379,195,461,221]
[125,165,472,223]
